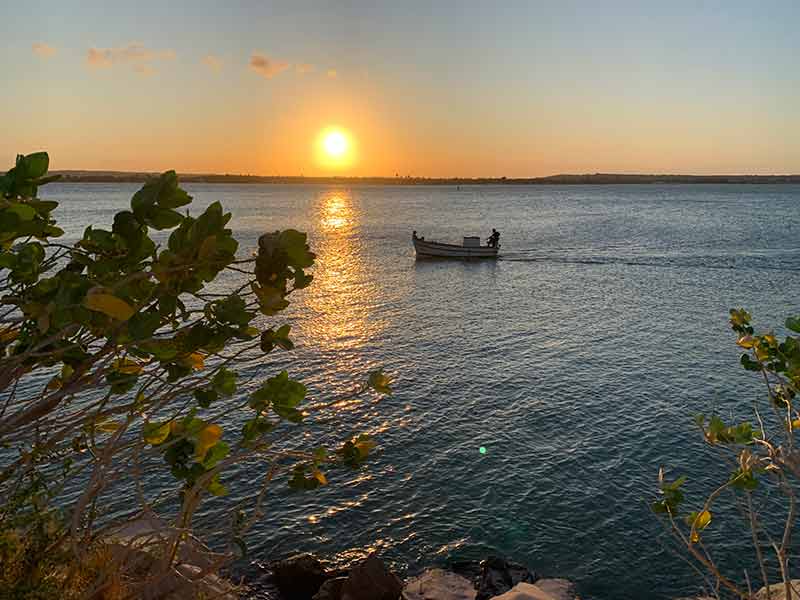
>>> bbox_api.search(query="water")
[40,183,800,598]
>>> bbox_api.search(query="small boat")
[412,232,499,259]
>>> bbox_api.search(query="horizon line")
[48,169,800,183]
[49,169,800,181]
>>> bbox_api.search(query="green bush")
[0,152,391,598]
[654,309,800,599]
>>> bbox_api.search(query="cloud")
[86,43,175,74]
[326,69,338,79]
[295,63,314,76]
[202,54,223,73]
[32,43,57,59]
[249,52,289,79]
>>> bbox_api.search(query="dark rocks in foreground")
[270,553,329,600]
[340,555,403,600]
[312,577,346,600]
[269,552,402,600]
[265,552,576,600]
[475,556,539,600]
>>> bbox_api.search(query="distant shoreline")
[50,172,800,185]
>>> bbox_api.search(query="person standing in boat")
[487,228,500,248]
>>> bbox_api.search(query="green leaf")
[131,170,192,218]
[128,311,161,340]
[212,368,237,396]
[7,203,37,221]
[787,317,800,334]
[279,229,315,268]
[211,295,253,326]
[368,370,393,395]
[730,468,758,490]
[147,207,183,230]
[20,152,49,179]
[740,353,761,372]
[242,417,274,443]
[260,325,294,353]
[201,441,230,469]
[250,370,306,421]
[207,474,228,496]
[195,388,218,409]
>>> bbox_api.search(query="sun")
[316,127,355,168]
[323,130,348,158]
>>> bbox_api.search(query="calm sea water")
[44,183,800,599]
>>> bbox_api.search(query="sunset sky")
[3,0,799,176]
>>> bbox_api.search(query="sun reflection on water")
[301,191,385,352]
[320,194,351,231]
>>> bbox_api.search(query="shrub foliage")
[0,152,390,597]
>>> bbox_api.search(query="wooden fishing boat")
[412,233,499,259]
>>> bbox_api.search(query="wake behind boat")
[412,231,500,259]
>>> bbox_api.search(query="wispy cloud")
[202,54,223,73]
[86,43,175,74]
[295,63,314,76]
[32,43,57,59]
[249,52,289,79]
[326,69,338,79]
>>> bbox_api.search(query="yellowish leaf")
[355,439,377,457]
[690,530,700,543]
[195,424,222,460]
[95,419,122,433]
[113,358,143,374]
[736,336,755,349]
[312,469,328,486]
[84,293,135,321]
[182,352,205,371]
[0,327,19,343]
[46,376,62,391]
[694,510,712,530]
[143,422,171,445]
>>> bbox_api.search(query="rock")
[450,560,482,584]
[488,583,554,600]
[531,579,578,600]
[403,568,477,600]
[314,576,347,600]
[341,554,403,600]
[271,553,328,600]
[754,581,800,600]
[476,557,538,600]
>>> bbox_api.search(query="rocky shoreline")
[244,553,800,600]
[257,553,582,600]
[251,553,796,600]
[260,554,580,600]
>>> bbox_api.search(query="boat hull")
[413,238,499,259]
